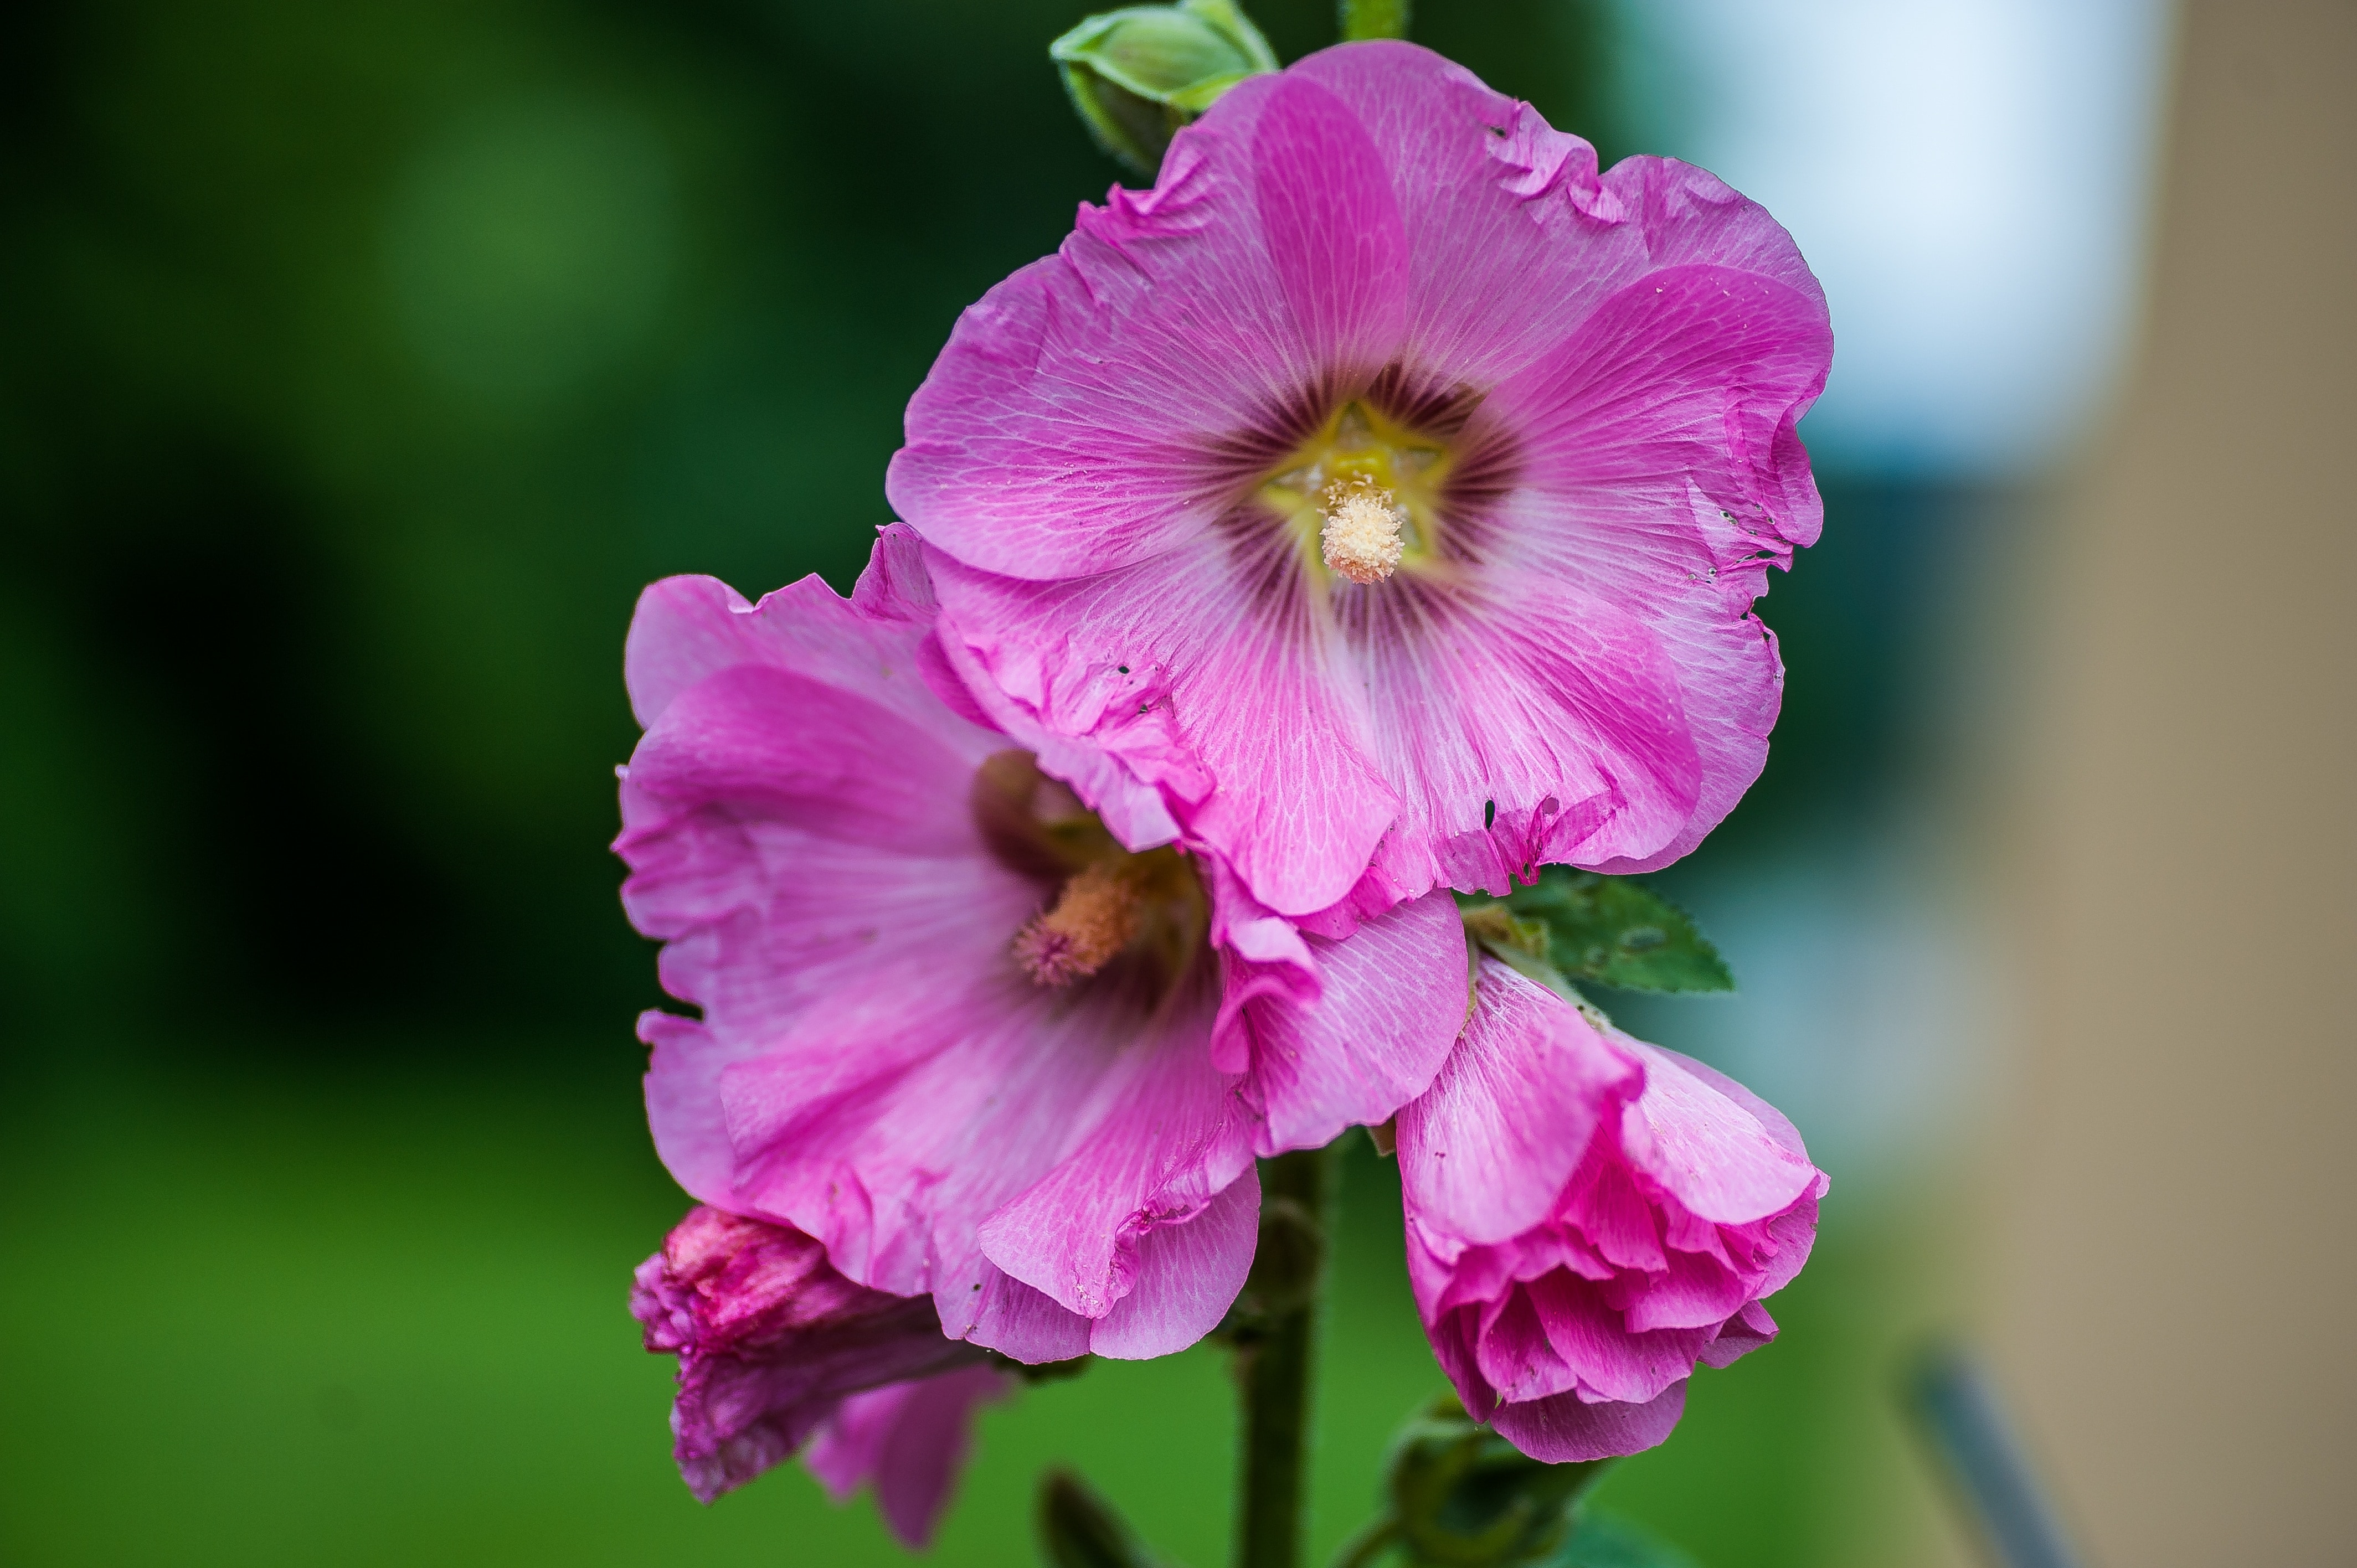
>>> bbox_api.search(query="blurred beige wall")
[1987,2,2356,1564]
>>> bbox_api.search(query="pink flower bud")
[1396,958,1827,1462]
[630,1203,1000,1543]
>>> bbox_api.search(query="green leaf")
[1541,1512,1702,1568]
[1494,869,1733,994]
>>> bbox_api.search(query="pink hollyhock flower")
[630,1203,1003,1536]
[617,527,1466,1365]
[1396,956,1828,1462]
[889,40,1831,924]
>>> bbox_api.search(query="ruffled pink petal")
[1459,261,1833,874]
[1615,1041,1819,1227]
[623,527,980,740]
[1236,889,1465,1153]
[929,546,1399,917]
[640,1010,739,1206]
[1396,958,1641,1245]
[924,589,1196,852]
[1524,1271,1714,1405]
[1205,852,1323,1076]
[625,664,982,858]
[1587,157,1829,545]
[1697,1300,1778,1370]
[629,787,1036,1218]
[804,1364,1009,1550]
[1614,1246,1753,1335]
[887,100,1304,582]
[924,1169,1262,1365]
[974,998,1258,1320]
[1473,1287,1574,1405]
[1427,1307,1495,1421]
[621,649,1042,1221]
[627,805,1020,1048]
[1249,71,1411,374]
[953,1270,1093,1365]
[1086,1165,1262,1358]
[1753,1195,1824,1300]
[1282,44,1631,385]
[1563,1154,1669,1274]
[712,951,1257,1360]
[1653,1044,1814,1163]
[1490,1381,1688,1465]
[617,550,1018,1062]
[1351,573,1705,899]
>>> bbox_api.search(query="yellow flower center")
[1259,400,1455,586]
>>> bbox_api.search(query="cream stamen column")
[1318,477,1407,585]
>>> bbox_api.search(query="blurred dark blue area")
[0,3,1969,1564]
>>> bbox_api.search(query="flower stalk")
[1232,1145,1335,1568]
[1337,0,1409,42]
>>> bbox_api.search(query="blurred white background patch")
[1635,834,2007,1186]
[1618,0,2175,476]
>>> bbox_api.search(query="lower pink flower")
[804,1366,1009,1550]
[1396,956,1828,1462]
[618,526,1466,1364]
[630,1204,1001,1528]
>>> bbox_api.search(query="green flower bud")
[1384,1396,1613,1567]
[1051,0,1279,176]
[1037,1467,1165,1568]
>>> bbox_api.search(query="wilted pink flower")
[1396,957,1827,1462]
[889,40,1831,924]
[804,1368,1010,1549]
[618,527,1466,1364]
[629,1203,1000,1528]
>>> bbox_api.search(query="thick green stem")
[1337,0,1410,42]
[1233,1146,1334,1568]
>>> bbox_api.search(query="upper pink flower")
[889,40,1831,922]
[630,1203,1002,1537]
[1397,956,1827,1462]
[617,527,1466,1365]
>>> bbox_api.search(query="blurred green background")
[0,1,1973,1563]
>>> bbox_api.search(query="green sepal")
[1369,1394,1613,1567]
[1480,869,1734,994]
[1051,0,1277,175]
[1037,1467,1165,1568]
